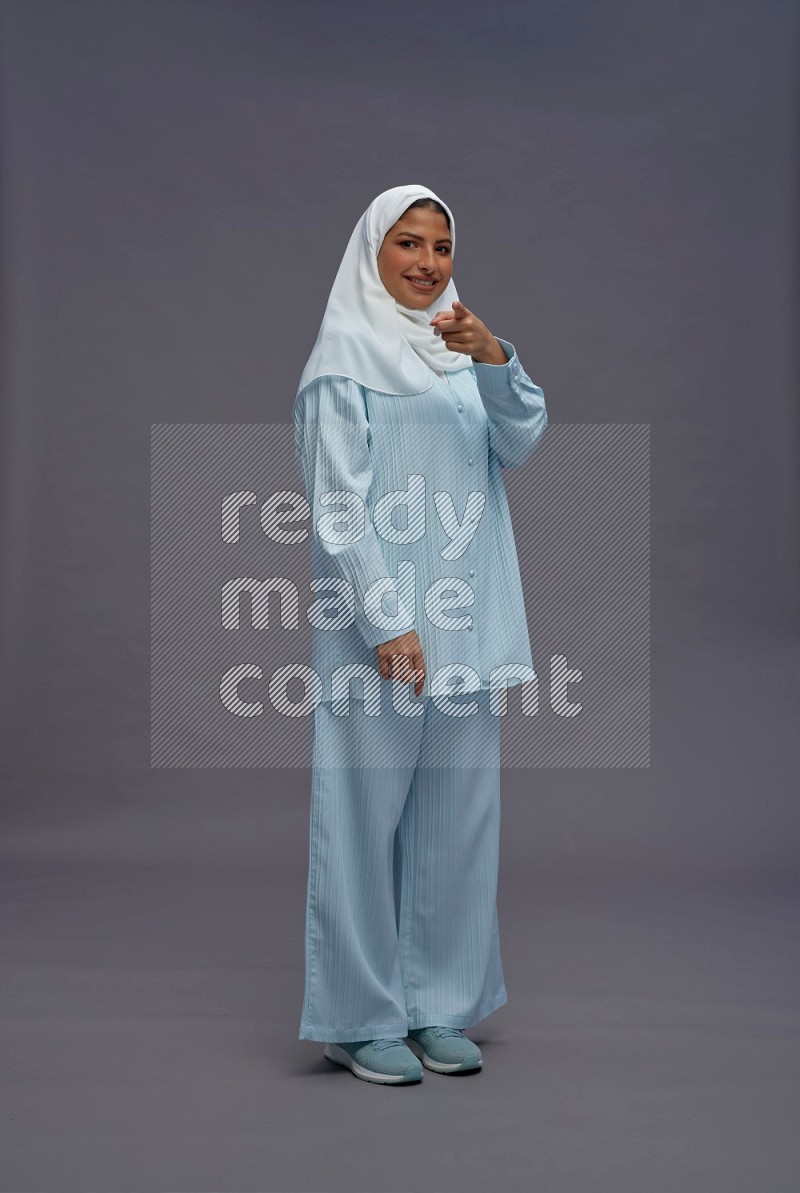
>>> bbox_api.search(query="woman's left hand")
[429,300,509,365]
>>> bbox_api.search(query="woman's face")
[377,207,453,308]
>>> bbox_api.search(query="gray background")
[1,1,798,1190]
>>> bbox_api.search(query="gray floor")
[1,865,798,1192]
[2,624,799,1192]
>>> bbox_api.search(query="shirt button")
[468,568,475,577]
[457,404,464,413]
[467,457,473,465]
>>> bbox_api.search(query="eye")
[400,239,417,248]
[436,245,451,254]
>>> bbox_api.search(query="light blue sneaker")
[406,1026,483,1073]
[323,1038,423,1084]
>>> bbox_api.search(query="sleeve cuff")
[358,588,416,649]
[471,337,522,398]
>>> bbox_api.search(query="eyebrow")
[393,229,452,244]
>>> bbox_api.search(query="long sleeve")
[472,336,548,470]
[293,374,416,650]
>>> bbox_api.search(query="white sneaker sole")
[406,1037,483,1073]
[323,1042,423,1084]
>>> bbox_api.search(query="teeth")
[408,278,434,287]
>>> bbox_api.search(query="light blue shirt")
[293,338,548,703]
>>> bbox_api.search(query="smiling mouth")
[405,276,437,289]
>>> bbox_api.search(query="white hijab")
[297,183,474,398]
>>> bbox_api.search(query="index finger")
[430,300,470,327]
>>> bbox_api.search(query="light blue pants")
[299,685,507,1042]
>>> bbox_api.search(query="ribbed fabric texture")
[299,687,506,1043]
[292,338,548,702]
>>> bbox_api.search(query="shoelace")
[418,1026,465,1039]
[362,1028,465,1049]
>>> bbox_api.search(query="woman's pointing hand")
[429,300,509,365]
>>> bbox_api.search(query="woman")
[293,184,548,1085]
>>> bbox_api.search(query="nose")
[416,247,437,273]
